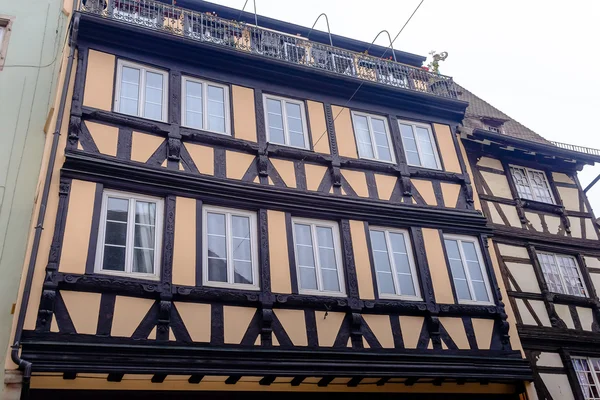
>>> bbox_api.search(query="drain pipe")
[10,12,79,395]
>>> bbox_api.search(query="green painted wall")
[0,0,70,389]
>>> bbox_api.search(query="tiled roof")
[455,83,552,145]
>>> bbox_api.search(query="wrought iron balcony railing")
[551,141,600,157]
[80,0,457,99]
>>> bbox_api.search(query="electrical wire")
[307,0,425,155]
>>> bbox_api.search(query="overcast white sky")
[211,0,600,211]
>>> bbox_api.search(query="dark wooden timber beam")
[347,377,363,387]
[151,374,166,383]
[259,376,276,386]
[318,377,335,387]
[290,376,306,386]
[377,377,390,386]
[188,375,204,384]
[225,376,241,385]
[107,373,124,382]
[404,377,418,386]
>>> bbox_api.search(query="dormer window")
[487,125,501,134]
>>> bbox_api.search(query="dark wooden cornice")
[21,332,531,381]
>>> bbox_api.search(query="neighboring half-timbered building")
[459,85,600,400]
[3,1,534,399]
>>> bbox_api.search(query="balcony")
[80,0,457,99]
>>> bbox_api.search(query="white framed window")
[443,234,494,304]
[537,252,587,297]
[509,165,555,204]
[292,218,345,296]
[95,190,163,280]
[182,76,230,135]
[114,60,168,122]
[398,120,441,170]
[202,206,258,290]
[369,227,421,300]
[351,111,395,163]
[573,357,600,400]
[263,95,309,149]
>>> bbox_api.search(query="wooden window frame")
[443,234,494,305]
[368,226,422,301]
[202,205,259,291]
[291,217,346,297]
[537,251,588,297]
[95,190,163,281]
[509,164,556,204]
[350,111,396,164]
[397,119,442,170]
[572,357,600,400]
[114,59,169,122]
[181,76,231,135]
[263,94,310,150]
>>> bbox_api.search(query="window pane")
[299,266,317,290]
[377,271,395,294]
[132,248,154,274]
[557,255,585,297]
[416,126,438,169]
[208,258,227,282]
[185,80,203,129]
[232,215,250,238]
[234,260,253,284]
[135,201,156,225]
[372,118,392,161]
[454,278,471,300]
[144,71,163,120]
[266,99,285,144]
[294,223,312,246]
[120,66,140,115]
[297,244,315,267]
[370,230,387,251]
[105,222,127,246]
[527,169,553,203]
[107,197,129,222]
[207,212,226,235]
[354,115,374,158]
[538,253,564,294]
[510,167,534,200]
[232,238,251,262]
[207,235,227,259]
[103,245,126,271]
[398,275,416,296]
[134,225,155,248]
[400,124,421,166]
[322,268,340,292]
[472,281,489,302]
[207,85,226,133]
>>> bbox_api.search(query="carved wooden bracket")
[167,137,181,162]
[156,299,172,341]
[260,308,273,346]
[258,155,269,177]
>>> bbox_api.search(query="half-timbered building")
[3,0,533,399]
[459,85,600,400]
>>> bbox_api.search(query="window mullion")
[385,231,401,296]
[311,224,323,291]
[457,240,477,301]
[226,213,233,284]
